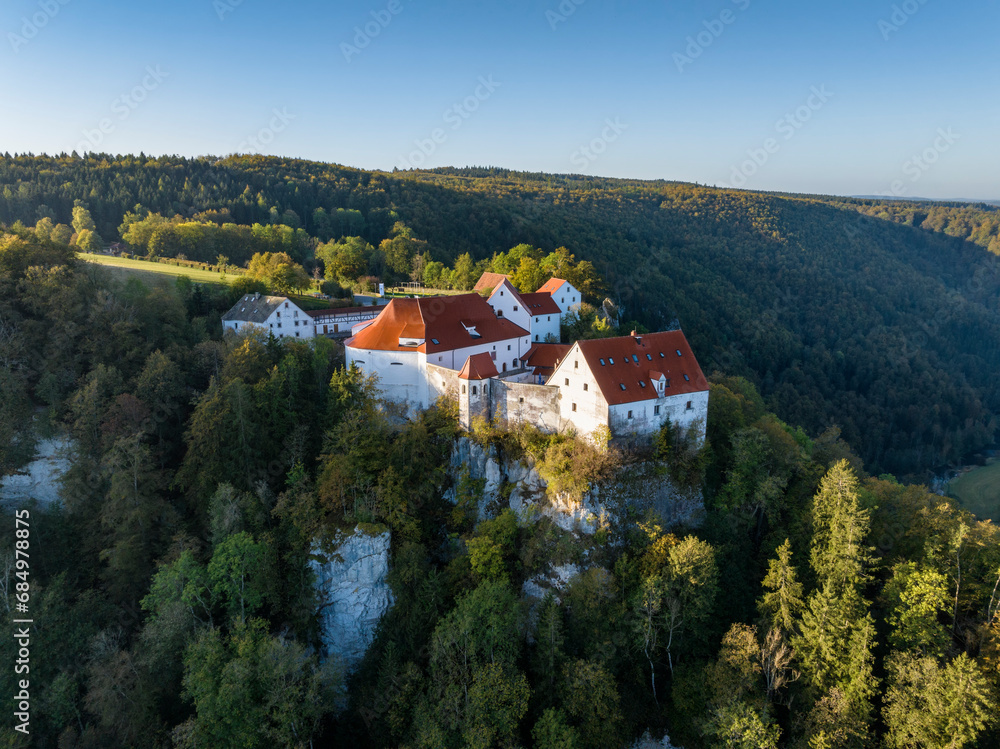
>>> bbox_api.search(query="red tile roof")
[458,352,499,380]
[474,272,513,292]
[574,331,708,406]
[346,294,528,354]
[523,343,572,379]
[536,277,570,295]
[519,292,561,316]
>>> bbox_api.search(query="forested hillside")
[2,232,999,748]
[3,154,1000,474]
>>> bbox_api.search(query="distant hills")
[2,154,1000,476]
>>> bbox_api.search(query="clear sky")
[2,0,997,199]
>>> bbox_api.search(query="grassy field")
[947,460,1000,522]
[77,252,233,285]
[77,252,345,311]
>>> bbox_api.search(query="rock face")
[0,437,73,508]
[311,526,393,670]
[449,437,704,534]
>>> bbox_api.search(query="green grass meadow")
[947,460,1000,522]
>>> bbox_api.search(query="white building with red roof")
[535,277,582,317]
[485,277,562,343]
[345,293,532,411]
[548,330,709,440]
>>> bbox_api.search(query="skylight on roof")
[609,358,615,364]
[431,338,440,345]
[639,381,646,388]
[632,355,639,363]
[619,383,626,391]
[676,350,682,356]
[659,352,665,358]
[684,374,690,381]
[600,358,605,366]
[646,354,652,361]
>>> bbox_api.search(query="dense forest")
[2,228,1000,747]
[3,153,1000,475]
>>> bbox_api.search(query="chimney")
[631,330,641,345]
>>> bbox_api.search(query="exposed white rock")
[522,563,582,601]
[311,526,393,670]
[0,437,73,507]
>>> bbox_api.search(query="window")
[573,296,576,302]
[632,355,639,363]
[284,302,288,308]
[334,324,339,332]
[500,290,504,296]
[646,354,652,361]
[564,378,569,386]
[609,358,615,365]
[472,386,478,395]
[295,332,300,337]
[269,323,273,329]
[513,305,518,312]
[547,316,551,321]
[513,359,518,366]
[659,352,665,358]
[628,410,633,419]
[294,320,299,327]
[639,381,646,388]
[535,317,539,323]
[583,383,588,391]
[574,360,578,369]
[572,403,577,412]
[498,310,503,317]
[677,350,683,356]
[462,385,467,394]
[507,345,511,351]
[654,405,661,415]
[686,401,693,410]
[294,311,298,318]
[519,397,524,403]
[439,356,443,362]
[561,297,565,303]
[684,374,690,381]
[431,338,440,345]
[323,325,328,333]
[390,362,402,366]
[666,379,671,387]
[619,383,626,391]
[277,312,281,318]
[599,358,606,366]
[277,323,282,328]
[535,335,539,341]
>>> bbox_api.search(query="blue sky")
[2,0,997,199]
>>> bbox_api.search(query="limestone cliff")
[310,525,393,670]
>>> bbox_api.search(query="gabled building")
[485,277,562,343]
[473,272,513,293]
[222,293,315,339]
[345,293,532,411]
[548,330,709,440]
[535,277,582,317]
